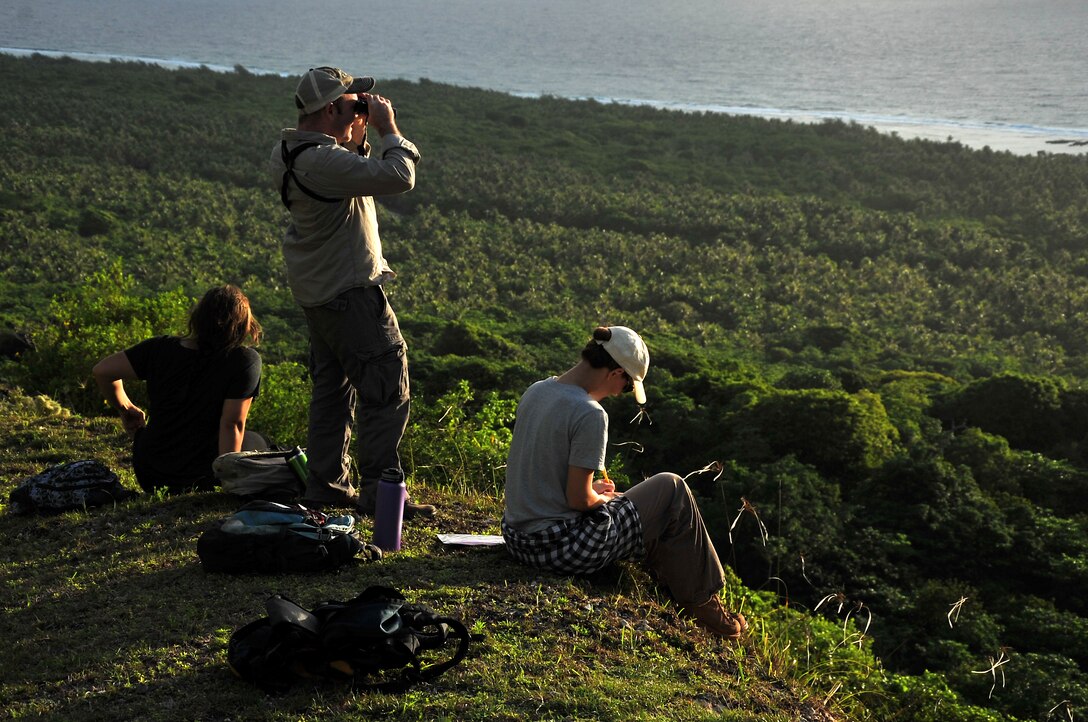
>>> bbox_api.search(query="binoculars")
[353,99,397,118]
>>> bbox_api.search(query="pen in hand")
[596,468,616,497]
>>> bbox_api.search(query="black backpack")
[197,500,381,574]
[227,586,471,693]
[8,459,138,514]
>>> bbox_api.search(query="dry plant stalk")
[816,592,872,646]
[948,596,968,628]
[729,496,769,546]
[1046,699,1074,721]
[683,460,724,484]
[971,649,1010,699]
[611,440,645,455]
[767,575,790,604]
[799,553,816,587]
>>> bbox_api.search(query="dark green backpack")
[227,586,471,693]
[197,500,381,574]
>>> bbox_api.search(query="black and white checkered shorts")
[501,496,645,575]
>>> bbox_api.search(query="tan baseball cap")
[294,66,375,114]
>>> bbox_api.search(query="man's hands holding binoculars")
[354,93,397,124]
[347,93,399,148]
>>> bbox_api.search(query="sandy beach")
[851,117,1088,157]
[723,107,1088,157]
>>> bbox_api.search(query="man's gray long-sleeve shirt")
[269,129,420,307]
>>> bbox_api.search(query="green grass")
[0,384,858,722]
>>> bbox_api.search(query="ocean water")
[2,0,1087,155]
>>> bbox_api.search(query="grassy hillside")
[1,384,872,722]
[3,53,1088,720]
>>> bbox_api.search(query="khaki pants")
[624,472,726,607]
[301,285,410,508]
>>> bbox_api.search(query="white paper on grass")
[437,533,505,546]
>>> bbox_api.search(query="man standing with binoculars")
[270,66,434,519]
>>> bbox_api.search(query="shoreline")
[5,46,1086,158]
[591,97,1088,157]
[782,111,1088,157]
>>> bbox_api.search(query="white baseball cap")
[596,326,649,404]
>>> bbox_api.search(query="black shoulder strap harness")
[280,140,343,209]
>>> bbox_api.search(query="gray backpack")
[214,450,305,503]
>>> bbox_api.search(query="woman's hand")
[92,351,144,437]
[567,466,617,510]
[592,479,615,495]
[119,405,146,436]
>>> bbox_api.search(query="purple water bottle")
[373,467,407,551]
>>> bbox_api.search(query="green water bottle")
[286,446,309,483]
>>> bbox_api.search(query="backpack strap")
[317,588,472,692]
[360,543,384,562]
[350,608,471,692]
[280,140,343,208]
[229,588,470,693]
[404,615,471,684]
[266,595,321,635]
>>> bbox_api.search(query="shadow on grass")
[0,488,659,721]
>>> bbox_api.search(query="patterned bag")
[8,459,138,514]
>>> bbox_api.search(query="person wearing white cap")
[269,66,434,519]
[501,326,748,640]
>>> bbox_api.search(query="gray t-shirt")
[503,377,608,534]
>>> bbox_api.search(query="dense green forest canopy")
[4,55,1088,379]
[3,54,1088,720]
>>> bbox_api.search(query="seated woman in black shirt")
[93,285,263,494]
